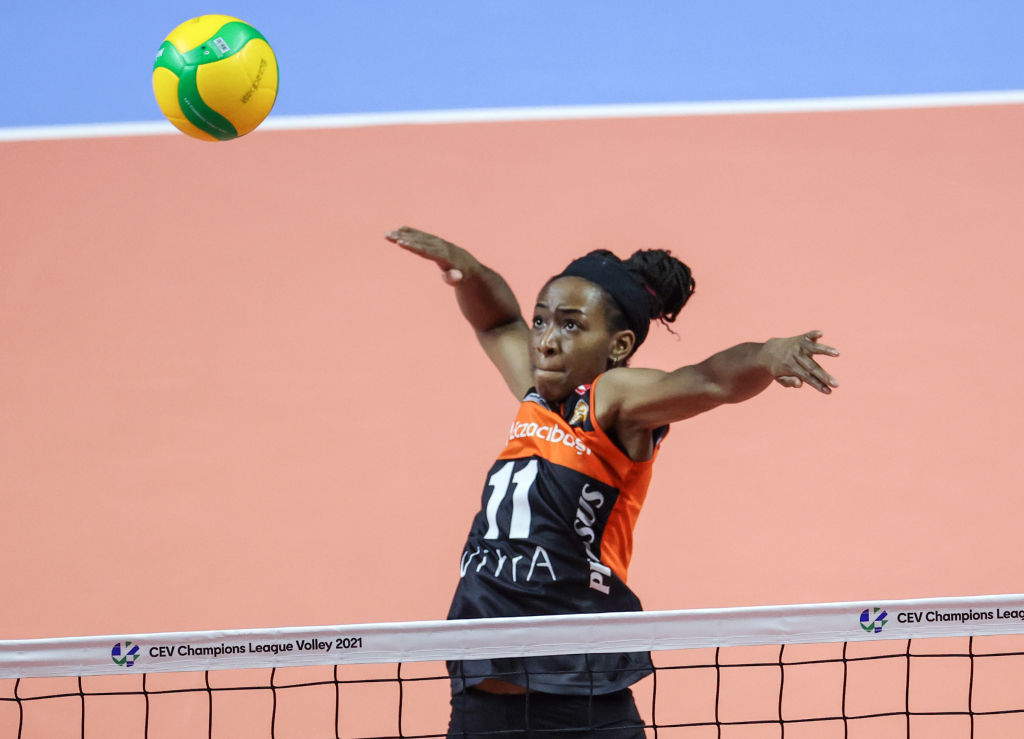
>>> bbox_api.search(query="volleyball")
[153,15,278,141]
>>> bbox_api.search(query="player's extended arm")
[386,226,532,399]
[597,331,839,431]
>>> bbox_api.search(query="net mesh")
[3,595,1024,738]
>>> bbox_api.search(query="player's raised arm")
[386,226,532,399]
[597,330,840,432]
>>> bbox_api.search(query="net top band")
[2,593,1023,680]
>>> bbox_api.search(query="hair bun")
[624,249,695,324]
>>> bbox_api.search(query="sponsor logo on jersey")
[574,483,613,594]
[508,420,592,455]
[460,544,557,584]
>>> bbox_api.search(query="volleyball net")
[3,593,1024,738]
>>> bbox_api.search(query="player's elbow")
[477,316,528,340]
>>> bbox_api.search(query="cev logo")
[859,607,888,634]
[111,641,141,667]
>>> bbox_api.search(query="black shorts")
[447,687,645,739]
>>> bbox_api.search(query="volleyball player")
[386,226,838,738]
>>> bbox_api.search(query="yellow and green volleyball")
[153,15,278,141]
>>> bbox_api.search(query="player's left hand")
[764,331,839,394]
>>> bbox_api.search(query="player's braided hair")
[585,248,695,349]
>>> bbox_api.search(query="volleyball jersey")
[447,374,668,695]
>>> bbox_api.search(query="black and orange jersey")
[447,374,669,695]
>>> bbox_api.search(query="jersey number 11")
[483,459,539,540]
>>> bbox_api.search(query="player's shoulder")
[595,366,667,399]
[592,366,671,433]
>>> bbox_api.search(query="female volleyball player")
[386,226,839,738]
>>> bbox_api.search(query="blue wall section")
[2,0,1023,127]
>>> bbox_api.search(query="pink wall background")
[2,103,1022,644]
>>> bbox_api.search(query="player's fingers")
[386,230,454,268]
[809,342,840,357]
[393,225,423,239]
[386,229,419,248]
[387,226,433,246]
[797,330,836,354]
[387,226,418,239]
[795,355,836,392]
[388,234,428,255]
[776,376,802,388]
[441,268,464,285]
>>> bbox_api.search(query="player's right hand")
[386,226,473,285]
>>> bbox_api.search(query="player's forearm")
[689,341,775,404]
[454,261,525,334]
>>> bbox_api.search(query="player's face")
[530,277,625,404]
